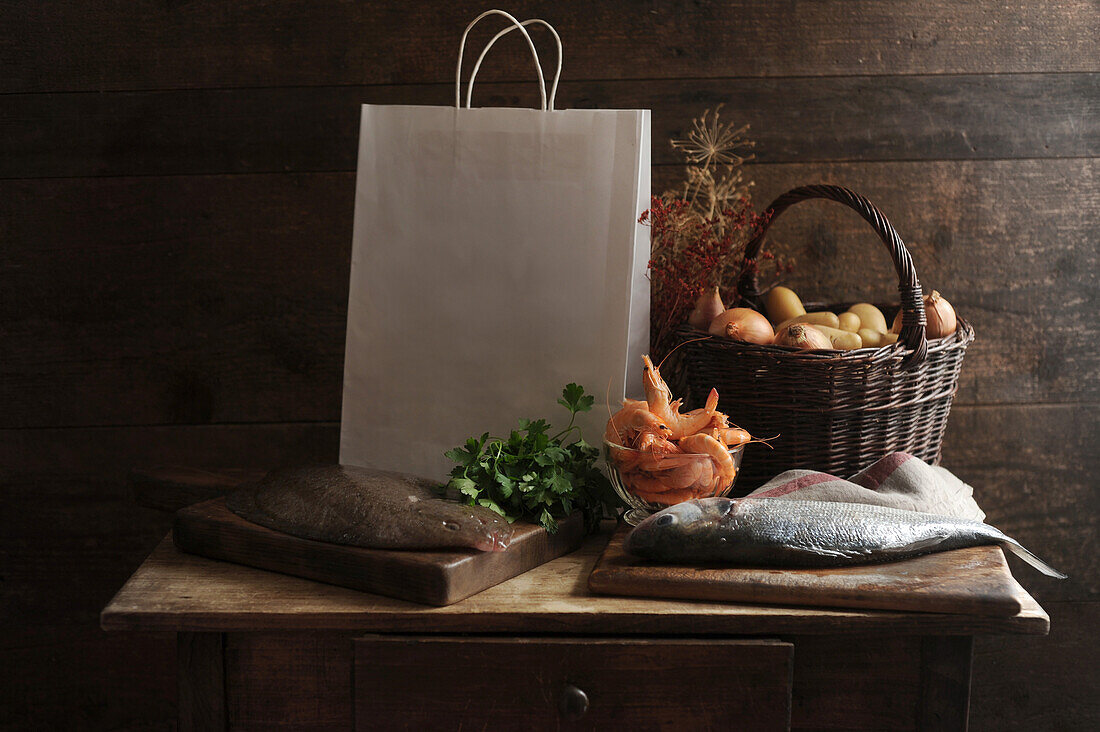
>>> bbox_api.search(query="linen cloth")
[746,452,985,521]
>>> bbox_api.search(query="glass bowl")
[604,439,746,526]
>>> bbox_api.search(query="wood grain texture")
[132,467,265,512]
[225,632,353,731]
[918,636,974,731]
[4,73,1095,179]
[4,1,1095,729]
[178,632,226,732]
[0,173,353,428]
[354,636,793,730]
[1,423,335,629]
[588,524,1036,618]
[0,628,176,731]
[4,1,1097,93]
[716,159,1100,407]
[8,411,1086,638]
[213,631,975,732]
[129,421,1096,604]
[5,408,1081,634]
[101,532,1049,636]
[970,601,1100,731]
[942,404,1100,603]
[0,423,336,730]
[2,160,1095,431]
[787,634,921,731]
[173,498,586,606]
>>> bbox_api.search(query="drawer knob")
[559,684,589,720]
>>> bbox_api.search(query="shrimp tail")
[705,388,719,412]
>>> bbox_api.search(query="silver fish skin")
[624,497,1066,577]
[226,465,514,552]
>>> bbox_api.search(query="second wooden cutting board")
[588,524,1031,616]
[175,498,585,606]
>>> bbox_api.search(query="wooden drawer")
[354,636,792,730]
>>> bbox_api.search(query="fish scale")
[226,464,515,552]
[624,497,1066,577]
[732,500,957,561]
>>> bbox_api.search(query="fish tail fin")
[1000,538,1067,579]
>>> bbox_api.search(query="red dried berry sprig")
[643,195,793,360]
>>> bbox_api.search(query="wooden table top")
[102,527,1049,636]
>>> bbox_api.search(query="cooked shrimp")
[641,354,678,428]
[693,459,714,494]
[634,430,682,455]
[609,445,644,472]
[613,355,757,505]
[678,433,737,490]
[671,389,722,439]
[642,354,718,439]
[631,487,697,506]
[715,427,752,446]
[626,473,676,495]
[654,460,702,490]
[701,410,730,433]
[604,400,669,446]
[703,426,751,446]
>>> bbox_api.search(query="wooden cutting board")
[588,524,1031,616]
[174,498,585,606]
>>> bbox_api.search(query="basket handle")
[737,184,928,371]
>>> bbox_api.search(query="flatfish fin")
[220,464,514,551]
[225,482,339,545]
[224,484,264,523]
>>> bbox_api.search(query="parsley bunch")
[444,384,615,533]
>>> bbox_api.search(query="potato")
[846,303,888,334]
[764,286,805,325]
[777,311,840,333]
[858,329,899,348]
[809,324,863,350]
[838,312,861,332]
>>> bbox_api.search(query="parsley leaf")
[444,384,618,533]
[557,383,590,413]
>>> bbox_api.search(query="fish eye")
[656,514,676,527]
[443,521,461,531]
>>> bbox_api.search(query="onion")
[773,323,833,350]
[708,307,775,344]
[687,287,726,330]
[892,290,958,339]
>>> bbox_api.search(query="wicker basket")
[666,185,975,492]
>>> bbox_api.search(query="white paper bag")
[340,11,650,478]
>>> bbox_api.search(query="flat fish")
[226,465,514,552]
[624,497,1066,577]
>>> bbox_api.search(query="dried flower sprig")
[669,104,756,219]
[671,105,754,168]
[645,106,794,360]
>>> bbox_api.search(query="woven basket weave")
[666,185,974,492]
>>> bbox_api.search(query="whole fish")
[226,465,514,552]
[624,497,1065,577]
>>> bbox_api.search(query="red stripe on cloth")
[851,452,913,489]
[753,471,839,498]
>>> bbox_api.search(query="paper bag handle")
[466,19,561,110]
[455,9,559,111]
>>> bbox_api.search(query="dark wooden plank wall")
[1,2,1095,729]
